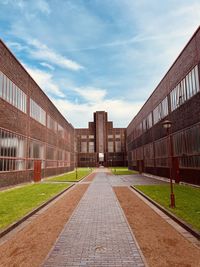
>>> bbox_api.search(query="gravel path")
[114,187,200,267]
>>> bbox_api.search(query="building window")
[154,138,168,167]
[0,71,27,113]
[30,99,46,126]
[0,128,26,171]
[81,142,87,153]
[170,65,200,111]
[108,134,113,139]
[58,149,65,167]
[134,122,143,138]
[115,134,121,138]
[88,142,94,152]
[47,115,57,132]
[143,112,153,131]
[115,141,121,152]
[58,124,64,139]
[46,145,57,168]
[153,97,168,125]
[89,135,94,139]
[28,139,45,169]
[108,141,114,152]
[144,143,154,167]
[81,135,87,139]
[173,124,200,168]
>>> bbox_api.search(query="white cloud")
[23,64,65,98]
[40,62,55,71]
[6,41,27,52]
[50,97,142,128]
[27,38,84,71]
[49,84,142,127]
[73,87,107,103]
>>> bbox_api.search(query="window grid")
[170,65,200,111]
[153,97,168,125]
[0,71,27,113]
[30,99,46,126]
[0,128,26,171]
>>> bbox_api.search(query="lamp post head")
[162,120,172,129]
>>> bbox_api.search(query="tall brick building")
[0,40,75,187]
[75,111,127,167]
[127,27,200,185]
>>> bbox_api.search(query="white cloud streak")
[40,62,55,71]
[73,87,107,103]
[23,64,65,98]
[27,39,84,71]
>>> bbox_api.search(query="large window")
[0,71,27,113]
[170,65,200,111]
[154,138,168,167]
[58,149,65,167]
[30,99,46,126]
[115,141,121,152]
[153,97,168,125]
[88,142,94,152]
[108,141,114,152]
[0,128,26,171]
[28,139,45,169]
[58,124,64,139]
[173,124,200,168]
[143,112,153,131]
[47,115,57,132]
[144,143,154,167]
[134,122,143,138]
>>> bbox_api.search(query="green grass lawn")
[110,167,138,175]
[0,183,71,230]
[49,168,93,182]
[135,184,200,232]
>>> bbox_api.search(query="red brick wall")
[0,40,75,188]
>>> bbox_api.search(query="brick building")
[127,27,200,185]
[75,111,127,167]
[1,26,200,187]
[0,40,75,187]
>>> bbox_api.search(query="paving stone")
[43,172,145,267]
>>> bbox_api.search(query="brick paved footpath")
[43,171,146,267]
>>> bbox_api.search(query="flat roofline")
[0,39,74,130]
[127,25,200,129]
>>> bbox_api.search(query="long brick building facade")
[127,27,200,185]
[0,40,75,187]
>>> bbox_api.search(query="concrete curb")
[131,186,200,240]
[0,183,75,239]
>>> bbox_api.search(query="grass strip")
[135,184,200,232]
[110,167,138,175]
[49,168,93,182]
[0,183,70,230]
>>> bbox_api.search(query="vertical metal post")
[167,127,175,208]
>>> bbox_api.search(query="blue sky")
[0,0,200,127]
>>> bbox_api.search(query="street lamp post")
[162,120,175,208]
[75,154,78,180]
[113,154,116,173]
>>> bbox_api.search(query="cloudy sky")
[0,0,199,127]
